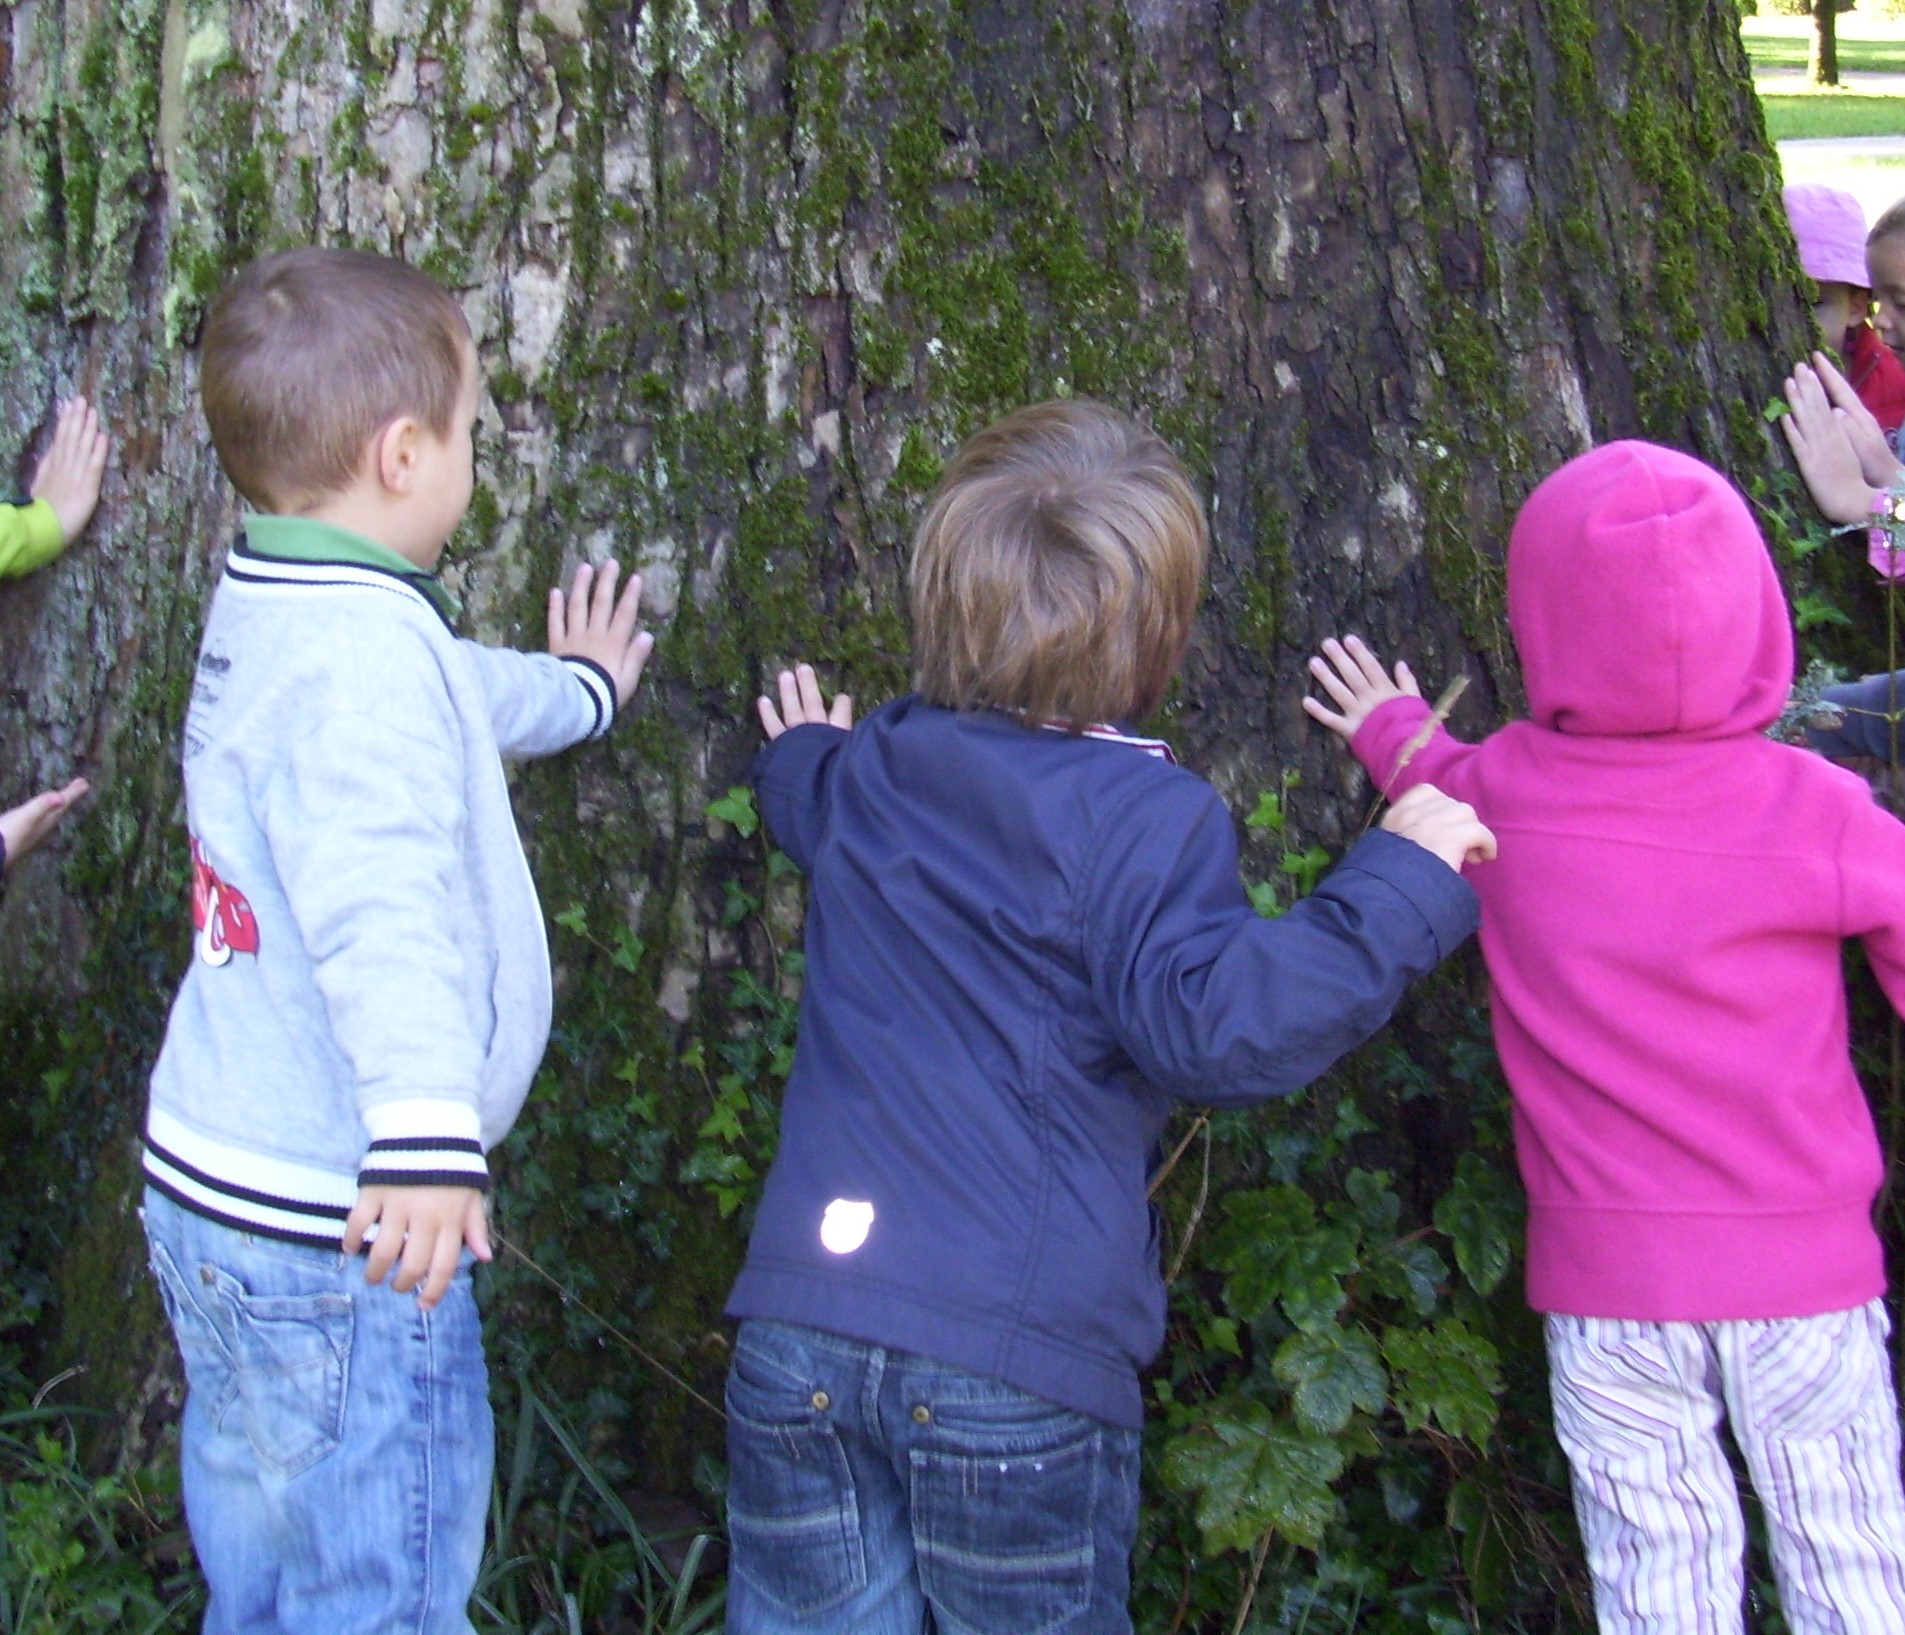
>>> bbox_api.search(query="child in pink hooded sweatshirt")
[1307,440,1905,1635]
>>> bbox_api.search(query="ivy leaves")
[1384,1319,1503,1445]
[1158,1162,1514,1559]
[1433,1151,1521,1298]
[1274,1326,1386,1436]
[1160,1402,1346,1551]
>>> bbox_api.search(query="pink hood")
[1506,440,1793,739]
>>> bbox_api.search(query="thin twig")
[29,1366,84,1411]
[492,1231,727,1424]
[1164,1123,1213,1285]
[1228,1531,1277,1635]
[1362,674,1471,832]
[1148,1112,1210,1201]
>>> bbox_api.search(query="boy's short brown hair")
[909,399,1207,727]
[200,247,471,513]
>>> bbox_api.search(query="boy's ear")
[373,415,424,495]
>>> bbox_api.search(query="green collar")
[242,514,460,620]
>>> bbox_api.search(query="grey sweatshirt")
[144,532,617,1246]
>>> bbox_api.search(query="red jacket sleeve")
[1845,322,1905,438]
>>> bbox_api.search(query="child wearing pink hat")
[1308,441,1905,1634]
[1786,183,1905,434]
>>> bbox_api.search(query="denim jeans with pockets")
[724,1319,1141,1635]
[142,1186,492,1635]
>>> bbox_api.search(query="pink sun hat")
[1784,182,1871,287]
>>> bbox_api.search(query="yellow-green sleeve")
[0,498,63,579]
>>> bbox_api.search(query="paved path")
[1756,65,1905,98]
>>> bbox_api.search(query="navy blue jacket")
[725,696,1479,1427]
[1808,672,1905,762]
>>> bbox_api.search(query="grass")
[1743,13,1905,78]
[1744,13,1905,209]
[0,1351,725,1635]
[1745,13,1905,141]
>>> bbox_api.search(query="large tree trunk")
[0,0,1827,1614]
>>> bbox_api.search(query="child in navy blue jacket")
[722,400,1491,1635]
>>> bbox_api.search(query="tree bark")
[0,0,1821,1492]
[1810,0,1840,88]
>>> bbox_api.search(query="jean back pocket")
[724,1328,867,1618]
[910,1395,1100,1635]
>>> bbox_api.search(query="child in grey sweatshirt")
[141,247,654,1635]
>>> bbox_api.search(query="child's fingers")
[775,667,805,727]
[546,586,566,650]
[794,663,829,722]
[50,398,80,456]
[1394,660,1421,697]
[757,694,787,740]
[608,570,645,644]
[1339,634,1394,689]
[464,1195,493,1263]
[1306,651,1361,711]
[586,558,622,630]
[616,630,655,704]
[1300,693,1352,736]
[828,692,853,729]
[362,1207,404,1286]
[565,561,595,634]
[1778,409,1807,459]
[342,1193,379,1256]
[410,1226,462,1312]
[81,408,108,478]
[1784,362,1820,413]
[1813,349,1857,403]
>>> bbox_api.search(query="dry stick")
[492,1229,728,1424]
[1361,675,1471,834]
[1148,1111,1209,1201]
[29,1364,84,1410]
[1228,1531,1277,1635]
[1163,1121,1214,1285]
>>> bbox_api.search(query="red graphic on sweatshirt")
[191,837,259,966]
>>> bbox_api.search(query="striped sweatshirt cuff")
[562,656,618,739]
[358,1099,490,1191]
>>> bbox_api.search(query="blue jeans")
[141,1187,492,1635]
[723,1320,1141,1635]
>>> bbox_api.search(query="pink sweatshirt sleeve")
[1348,695,1483,803]
[1837,790,1905,1015]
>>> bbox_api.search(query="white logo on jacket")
[820,1199,874,1253]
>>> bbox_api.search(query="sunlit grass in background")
[1745,13,1905,141]
[1743,13,1905,212]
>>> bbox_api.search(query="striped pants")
[1547,1303,1905,1634]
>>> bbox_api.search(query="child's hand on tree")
[1303,635,1421,741]
[29,398,109,548]
[548,559,655,708]
[344,1184,490,1312]
[1802,350,1901,490]
[1782,359,1888,524]
[0,777,89,873]
[758,662,852,739]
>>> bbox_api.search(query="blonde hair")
[909,400,1207,726]
[200,247,470,512]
